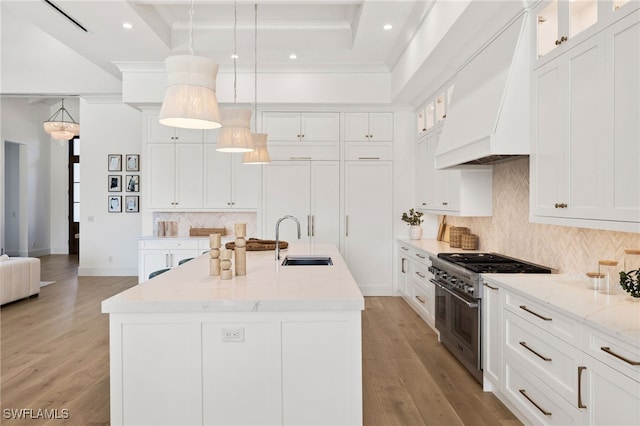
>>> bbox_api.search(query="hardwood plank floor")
[1,255,520,425]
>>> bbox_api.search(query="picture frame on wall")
[108,196,122,213]
[125,175,139,192]
[125,196,139,213]
[108,175,122,192]
[126,154,140,172]
[108,154,122,171]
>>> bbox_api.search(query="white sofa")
[0,255,40,305]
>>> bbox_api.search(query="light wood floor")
[1,255,520,426]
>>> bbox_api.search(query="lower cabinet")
[138,239,209,283]
[484,278,640,426]
[397,241,436,331]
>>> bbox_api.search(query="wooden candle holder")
[235,223,247,276]
[209,233,221,276]
[220,249,233,280]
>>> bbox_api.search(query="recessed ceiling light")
[231,54,239,59]
[289,53,297,60]
[122,22,133,30]
[383,24,393,30]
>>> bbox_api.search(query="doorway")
[3,141,28,256]
[68,137,80,255]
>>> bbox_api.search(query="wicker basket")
[461,233,478,250]
[449,227,469,248]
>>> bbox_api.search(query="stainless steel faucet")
[275,215,301,260]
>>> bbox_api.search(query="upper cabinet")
[416,85,454,137]
[536,0,637,66]
[146,115,204,144]
[531,9,640,233]
[261,112,340,160]
[344,112,393,142]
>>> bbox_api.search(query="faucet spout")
[275,215,301,260]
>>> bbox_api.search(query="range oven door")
[432,280,482,382]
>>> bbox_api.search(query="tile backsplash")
[443,158,640,277]
[153,212,258,238]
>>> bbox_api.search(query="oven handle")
[430,279,478,308]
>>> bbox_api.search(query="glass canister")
[598,259,620,295]
[585,272,605,291]
[621,249,640,299]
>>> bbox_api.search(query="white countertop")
[102,243,364,314]
[397,238,480,256]
[483,273,640,344]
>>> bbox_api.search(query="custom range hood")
[436,12,531,169]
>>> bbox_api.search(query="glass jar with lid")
[598,259,620,295]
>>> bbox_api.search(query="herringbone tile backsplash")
[445,158,640,277]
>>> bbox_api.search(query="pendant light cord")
[254,3,258,132]
[188,0,194,56]
[233,0,238,104]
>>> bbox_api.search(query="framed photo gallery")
[108,154,140,213]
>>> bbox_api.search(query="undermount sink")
[281,255,333,266]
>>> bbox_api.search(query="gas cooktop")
[437,252,553,274]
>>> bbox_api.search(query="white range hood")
[436,12,531,169]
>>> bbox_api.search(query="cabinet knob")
[297,134,300,138]
[554,203,568,209]
[555,39,562,45]
[442,202,448,206]
[422,202,427,206]
[560,35,567,43]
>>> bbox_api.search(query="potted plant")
[402,208,424,240]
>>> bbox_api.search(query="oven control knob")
[467,287,475,294]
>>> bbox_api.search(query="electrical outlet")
[221,327,245,342]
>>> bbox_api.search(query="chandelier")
[43,99,80,140]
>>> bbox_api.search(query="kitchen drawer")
[504,291,581,347]
[505,356,583,426]
[397,244,430,265]
[139,239,200,250]
[582,327,640,383]
[267,142,339,161]
[410,278,434,326]
[411,262,430,285]
[504,309,582,405]
[344,143,393,161]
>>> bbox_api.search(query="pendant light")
[244,3,270,164]
[158,0,222,130]
[216,1,254,153]
[43,99,80,140]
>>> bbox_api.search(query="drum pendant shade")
[158,55,222,130]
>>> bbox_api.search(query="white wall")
[4,142,19,254]
[0,97,53,257]
[77,98,142,276]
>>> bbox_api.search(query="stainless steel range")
[428,252,552,383]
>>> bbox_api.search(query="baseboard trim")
[78,267,137,277]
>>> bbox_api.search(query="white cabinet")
[416,131,492,216]
[138,238,207,283]
[487,281,640,426]
[263,160,340,247]
[482,279,502,392]
[531,11,640,232]
[397,245,411,297]
[397,240,437,332]
[203,145,260,210]
[344,161,392,295]
[261,112,340,160]
[344,112,393,142]
[145,114,204,144]
[416,84,454,136]
[147,143,204,209]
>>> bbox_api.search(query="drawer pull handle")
[519,341,552,362]
[600,346,640,365]
[519,389,551,416]
[416,253,426,259]
[483,283,498,290]
[400,246,409,251]
[578,366,587,409]
[358,157,380,160]
[401,258,407,273]
[519,305,552,321]
[416,271,426,278]
[415,295,426,304]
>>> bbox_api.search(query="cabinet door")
[310,161,340,247]
[263,161,311,242]
[608,14,640,222]
[140,250,170,282]
[532,58,566,216]
[368,112,393,142]
[301,112,340,142]
[482,281,502,391]
[397,247,411,297]
[415,137,429,209]
[344,161,393,295]
[147,144,176,209]
[175,143,204,209]
[583,355,640,425]
[232,154,260,209]
[262,112,302,142]
[203,144,232,208]
[146,113,204,143]
[344,113,369,142]
[170,249,200,267]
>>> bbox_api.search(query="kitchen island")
[102,243,364,426]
